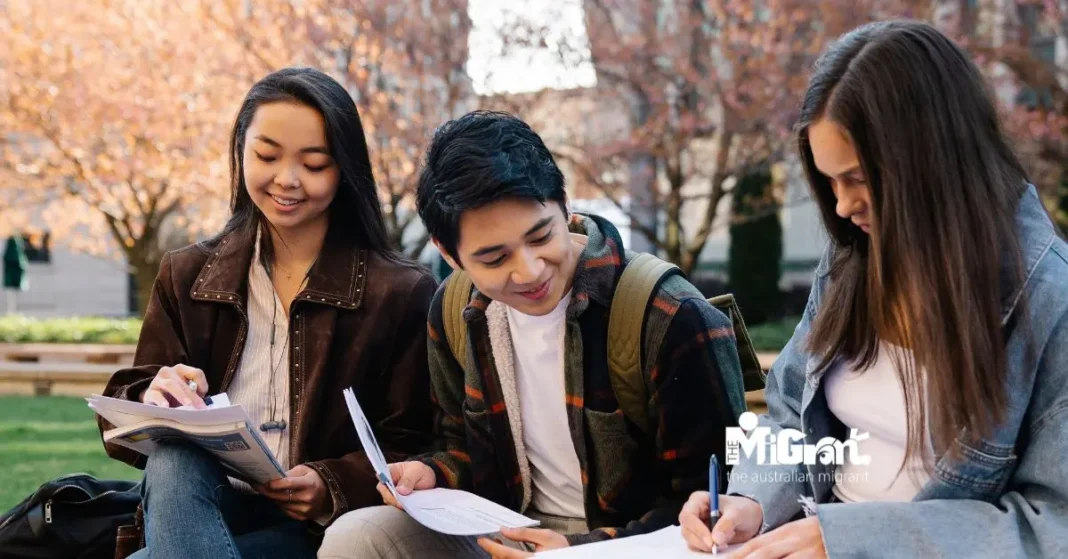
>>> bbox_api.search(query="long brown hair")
[798,21,1029,469]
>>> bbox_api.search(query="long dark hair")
[798,21,1029,468]
[221,67,395,260]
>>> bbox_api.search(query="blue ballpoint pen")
[709,455,721,555]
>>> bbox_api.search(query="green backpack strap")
[607,253,679,434]
[707,294,767,393]
[608,254,768,434]
[442,271,474,371]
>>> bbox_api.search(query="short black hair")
[416,111,566,265]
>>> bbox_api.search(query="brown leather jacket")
[98,225,437,525]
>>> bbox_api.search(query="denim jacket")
[727,186,1068,557]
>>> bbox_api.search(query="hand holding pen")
[678,456,764,553]
[140,364,208,408]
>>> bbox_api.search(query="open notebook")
[88,393,285,484]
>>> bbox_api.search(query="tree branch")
[201,1,276,77]
[550,147,667,252]
[683,130,735,270]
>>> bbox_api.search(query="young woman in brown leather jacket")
[100,67,436,559]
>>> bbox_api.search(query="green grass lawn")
[0,395,141,512]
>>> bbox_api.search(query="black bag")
[0,473,141,559]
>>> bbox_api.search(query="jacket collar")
[191,222,369,311]
[1000,184,1055,324]
[463,212,626,321]
[563,212,626,318]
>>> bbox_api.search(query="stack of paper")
[88,393,285,484]
[535,526,741,558]
[342,388,540,536]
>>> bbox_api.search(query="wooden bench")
[0,361,117,396]
[0,346,781,407]
[0,343,136,366]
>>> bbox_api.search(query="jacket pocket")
[934,438,1018,498]
[584,408,638,513]
[461,403,494,452]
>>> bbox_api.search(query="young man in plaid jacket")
[319,111,744,558]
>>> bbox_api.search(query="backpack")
[0,473,141,559]
[441,252,767,434]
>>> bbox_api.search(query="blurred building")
[0,231,130,317]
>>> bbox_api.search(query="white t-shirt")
[505,291,586,518]
[824,342,932,503]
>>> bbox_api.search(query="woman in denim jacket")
[679,20,1068,558]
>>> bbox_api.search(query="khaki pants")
[318,505,588,559]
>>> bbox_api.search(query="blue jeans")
[128,441,317,559]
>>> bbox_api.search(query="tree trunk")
[664,163,684,268]
[628,153,658,253]
[121,225,166,318]
[681,130,735,275]
[130,250,161,317]
[626,85,658,254]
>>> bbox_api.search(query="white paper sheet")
[343,388,540,536]
[535,526,742,558]
[88,394,247,427]
[176,393,232,410]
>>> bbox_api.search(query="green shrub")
[0,313,799,354]
[747,315,800,353]
[0,315,142,344]
[728,165,784,325]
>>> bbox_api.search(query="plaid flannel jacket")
[417,213,743,546]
